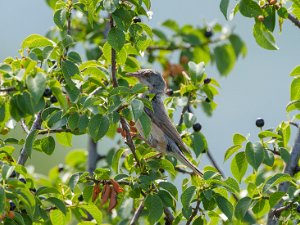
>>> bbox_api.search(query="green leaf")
[239,0,262,17]
[263,6,276,32]
[22,34,55,50]
[279,147,290,164]
[54,9,66,30]
[131,99,144,121]
[224,177,240,193]
[192,132,207,157]
[80,204,102,224]
[253,22,278,50]
[269,191,285,208]
[162,19,179,31]
[220,0,230,19]
[252,199,270,217]
[158,190,175,208]
[181,186,196,209]
[290,65,300,76]
[61,60,80,81]
[188,61,205,77]
[235,197,252,220]
[263,150,274,166]
[103,0,118,13]
[224,145,242,161]
[40,136,55,155]
[65,149,87,168]
[108,27,125,51]
[47,197,67,214]
[125,56,140,72]
[258,130,281,139]
[88,115,110,141]
[50,209,66,225]
[286,100,300,112]
[68,172,80,191]
[56,132,72,147]
[26,72,46,103]
[277,7,288,18]
[24,130,39,158]
[145,194,163,225]
[215,194,233,220]
[229,34,247,58]
[214,44,236,76]
[159,182,178,199]
[245,142,264,171]
[231,152,248,183]
[159,159,176,176]
[183,112,197,128]
[1,164,15,180]
[112,148,126,173]
[263,173,294,193]
[233,133,247,145]
[291,77,300,101]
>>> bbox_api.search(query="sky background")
[0,0,300,175]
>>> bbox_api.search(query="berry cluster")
[43,88,57,103]
[117,121,137,137]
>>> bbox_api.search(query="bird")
[127,69,203,176]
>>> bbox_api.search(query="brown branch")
[186,197,201,225]
[129,201,144,225]
[175,167,193,175]
[109,16,141,168]
[206,148,226,178]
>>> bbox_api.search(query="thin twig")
[0,87,16,92]
[21,120,30,134]
[175,167,193,175]
[178,95,192,127]
[17,111,42,165]
[164,208,175,224]
[289,121,299,128]
[129,201,144,225]
[38,128,72,135]
[206,149,225,178]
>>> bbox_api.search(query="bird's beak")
[126,71,141,78]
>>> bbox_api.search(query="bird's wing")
[144,98,191,154]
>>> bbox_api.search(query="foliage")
[0,0,300,224]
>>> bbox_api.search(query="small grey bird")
[127,69,203,176]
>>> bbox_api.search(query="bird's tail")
[173,148,203,176]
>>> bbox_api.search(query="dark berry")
[133,17,141,23]
[193,123,202,132]
[297,205,300,213]
[9,201,16,211]
[256,118,265,128]
[78,195,84,202]
[166,89,174,96]
[205,97,211,103]
[58,163,64,172]
[43,88,52,98]
[204,29,213,38]
[204,78,211,84]
[19,178,26,184]
[9,171,17,178]
[50,96,58,103]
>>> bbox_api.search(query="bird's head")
[127,69,166,94]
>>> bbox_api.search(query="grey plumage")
[127,69,203,176]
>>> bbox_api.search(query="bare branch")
[129,201,144,225]
[206,148,225,178]
[186,197,201,225]
[0,87,16,92]
[38,128,71,135]
[164,208,175,224]
[17,111,42,165]
[87,137,98,175]
[267,127,300,225]
[288,13,300,29]
[175,167,193,175]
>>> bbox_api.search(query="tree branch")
[87,137,98,175]
[38,128,71,135]
[129,201,144,225]
[109,16,141,168]
[186,197,201,225]
[267,127,300,225]
[206,148,225,178]
[288,13,300,29]
[21,120,30,134]
[17,111,42,165]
